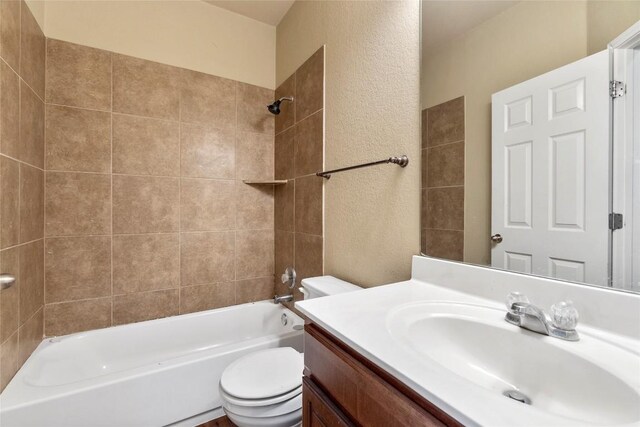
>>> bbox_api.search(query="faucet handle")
[551,300,579,330]
[506,292,529,311]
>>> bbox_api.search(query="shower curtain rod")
[316,155,409,179]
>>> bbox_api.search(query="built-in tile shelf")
[242,180,289,185]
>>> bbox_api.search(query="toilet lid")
[220,347,303,400]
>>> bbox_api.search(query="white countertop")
[295,257,640,427]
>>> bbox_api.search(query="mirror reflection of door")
[420,1,640,292]
[490,51,609,286]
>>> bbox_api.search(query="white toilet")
[219,276,360,427]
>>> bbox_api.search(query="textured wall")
[42,39,276,337]
[277,1,421,287]
[0,0,46,392]
[43,0,276,89]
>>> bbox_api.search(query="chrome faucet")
[273,294,293,304]
[504,292,580,341]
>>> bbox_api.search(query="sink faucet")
[273,294,293,304]
[505,292,579,341]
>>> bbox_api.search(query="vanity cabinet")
[303,324,461,427]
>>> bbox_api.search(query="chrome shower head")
[267,97,293,115]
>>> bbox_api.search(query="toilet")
[219,276,360,427]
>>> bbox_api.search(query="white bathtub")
[0,301,304,427]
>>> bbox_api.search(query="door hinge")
[609,213,623,230]
[610,81,625,98]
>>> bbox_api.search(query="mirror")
[420,1,640,292]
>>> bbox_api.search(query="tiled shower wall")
[42,39,277,336]
[421,96,465,261]
[274,46,324,306]
[0,0,46,391]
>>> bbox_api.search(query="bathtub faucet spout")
[273,294,294,304]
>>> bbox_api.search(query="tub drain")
[502,389,531,405]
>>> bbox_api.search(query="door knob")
[0,274,15,290]
[490,234,503,243]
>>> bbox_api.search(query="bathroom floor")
[197,416,233,427]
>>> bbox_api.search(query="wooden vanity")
[302,323,462,427]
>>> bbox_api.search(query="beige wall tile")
[236,132,273,181]
[275,73,295,135]
[45,172,111,236]
[19,164,43,242]
[180,178,235,232]
[421,108,428,149]
[112,175,179,234]
[180,231,235,286]
[45,39,112,110]
[295,46,323,121]
[424,229,464,261]
[0,61,20,158]
[236,229,273,279]
[425,186,464,230]
[0,247,20,342]
[0,0,21,71]
[274,180,294,232]
[19,81,44,168]
[180,123,235,179]
[112,114,179,176]
[180,69,235,128]
[44,298,111,336]
[45,105,111,173]
[45,236,111,303]
[19,2,45,99]
[180,282,235,314]
[113,54,180,120]
[18,307,42,365]
[113,289,178,325]
[294,232,322,287]
[294,175,322,236]
[237,82,274,134]
[294,109,323,177]
[427,142,464,188]
[421,148,428,189]
[19,239,43,323]
[0,332,19,392]
[426,96,464,147]
[1,157,20,248]
[236,181,273,230]
[113,234,179,294]
[274,230,293,296]
[274,127,294,180]
[236,277,273,304]
[421,188,428,233]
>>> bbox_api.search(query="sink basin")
[386,302,640,426]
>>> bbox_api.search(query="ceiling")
[204,0,295,26]
[422,0,519,56]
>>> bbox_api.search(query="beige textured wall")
[277,1,421,287]
[422,1,640,266]
[43,0,276,89]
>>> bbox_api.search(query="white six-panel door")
[491,50,610,286]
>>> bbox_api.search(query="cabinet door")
[303,377,354,427]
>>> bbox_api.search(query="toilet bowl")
[219,276,360,427]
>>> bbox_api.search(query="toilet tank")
[300,276,361,299]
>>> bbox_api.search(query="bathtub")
[0,301,304,427]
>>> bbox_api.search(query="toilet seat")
[220,384,302,407]
[220,347,303,400]
[223,393,302,418]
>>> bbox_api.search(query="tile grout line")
[110,51,114,327]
